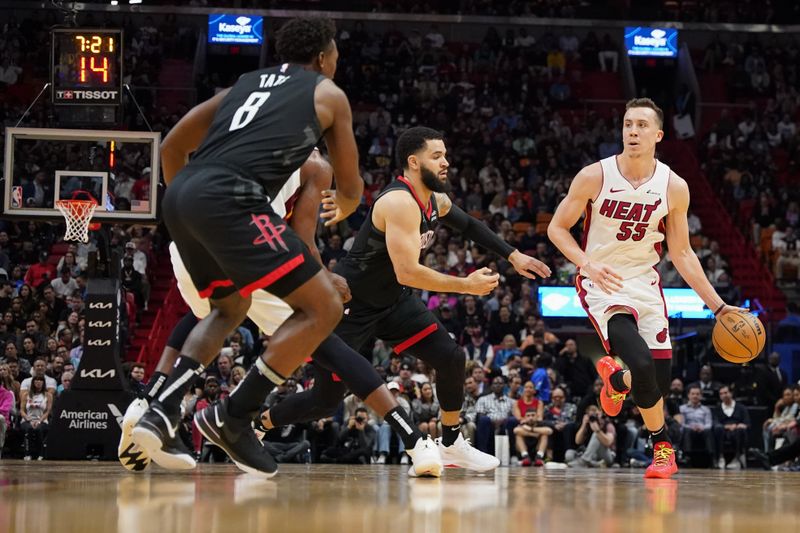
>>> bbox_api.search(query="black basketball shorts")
[162,165,321,300]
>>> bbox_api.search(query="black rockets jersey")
[335,176,439,308]
[190,63,324,199]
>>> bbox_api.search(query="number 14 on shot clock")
[51,28,123,106]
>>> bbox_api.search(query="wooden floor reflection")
[1,462,799,533]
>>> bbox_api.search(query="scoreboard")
[51,29,123,105]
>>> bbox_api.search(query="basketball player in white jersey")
[548,98,744,479]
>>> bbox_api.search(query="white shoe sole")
[438,454,500,472]
[118,401,150,471]
[195,411,278,479]
[131,426,196,470]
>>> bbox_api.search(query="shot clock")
[51,29,123,105]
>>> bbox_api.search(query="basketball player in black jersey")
[123,149,440,476]
[132,17,377,478]
[263,127,552,474]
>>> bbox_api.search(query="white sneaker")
[406,436,443,477]
[717,457,726,470]
[400,455,409,465]
[726,460,741,470]
[118,398,151,471]
[437,433,500,472]
[376,454,386,465]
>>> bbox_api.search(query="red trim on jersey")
[397,176,433,219]
[238,254,305,297]
[393,323,439,354]
[575,276,611,353]
[332,373,342,382]
[580,201,592,252]
[652,266,670,322]
[654,218,666,256]
[198,279,235,299]
[651,349,673,360]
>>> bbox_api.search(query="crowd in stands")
[0,8,793,472]
[74,0,800,24]
[699,33,800,284]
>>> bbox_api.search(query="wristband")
[713,303,725,316]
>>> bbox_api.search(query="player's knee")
[627,352,655,377]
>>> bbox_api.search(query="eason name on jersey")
[57,90,119,101]
[60,408,109,430]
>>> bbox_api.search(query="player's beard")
[420,165,452,193]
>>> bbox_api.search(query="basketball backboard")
[3,127,160,222]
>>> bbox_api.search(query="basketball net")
[56,199,97,243]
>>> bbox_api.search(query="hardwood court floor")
[1,462,799,533]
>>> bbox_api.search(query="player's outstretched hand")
[327,271,352,303]
[465,267,500,296]
[320,189,349,227]
[509,250,552,279]
[581,261,623,294]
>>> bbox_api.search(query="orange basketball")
[712,311,766,363]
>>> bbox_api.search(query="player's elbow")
[546,223,563,242]
[394,264,416,287]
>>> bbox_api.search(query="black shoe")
[194,398,278,478]
[131,403,196,470]
[748,448,772,470]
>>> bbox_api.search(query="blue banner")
[624,27,678,58]
[208,14,263,45]
[538,286,714,319]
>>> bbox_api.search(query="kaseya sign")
[624,27,678,58]
[208,14,264,45]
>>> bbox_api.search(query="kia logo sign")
[80,368,116,378]
[89,302,113,309]
[88,321,112,328]
[87,339,112,347]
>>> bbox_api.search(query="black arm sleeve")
[440,203,515,259]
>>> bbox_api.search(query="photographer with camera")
[566,405,616,467]
[320,407,376,465]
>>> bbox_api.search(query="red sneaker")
[534,457,544,467]
[595,356,628,417]
[644,442,678,479]
[520,456,532,467]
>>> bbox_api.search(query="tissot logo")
[80,368,116,379]
[56,90,119,101]
[89,302,113,309]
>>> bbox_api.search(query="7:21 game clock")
[51,29,123,105]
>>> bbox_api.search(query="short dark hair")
[275,17,336,64]
[687,385,702,394]
[395,126,444,170]
[355,406,369,416]
[625,97,664,128]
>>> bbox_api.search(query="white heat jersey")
[583,156,670,280]
[170,168,303,334]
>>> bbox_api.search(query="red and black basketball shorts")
[162,166,321,300]
[334,289,445,355]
